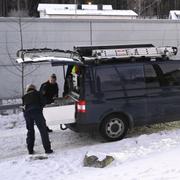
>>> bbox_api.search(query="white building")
[169,10,180,20]
[37,4,138,19]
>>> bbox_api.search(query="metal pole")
[19,17,24,96]
[90,21,92,46]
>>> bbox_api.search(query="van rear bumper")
[66,123,99,132]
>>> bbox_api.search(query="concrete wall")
[1,18,180,99]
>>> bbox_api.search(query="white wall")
[1,18,180,99]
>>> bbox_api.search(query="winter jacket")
[40,81,59,104]
[22,90,45,111]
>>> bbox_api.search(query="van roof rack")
[74,44,178,61]
[16,44,178,65]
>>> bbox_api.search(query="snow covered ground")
[1,113,180,179]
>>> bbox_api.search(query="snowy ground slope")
[1,114,180,179]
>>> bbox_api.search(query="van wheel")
[100,114,128,141]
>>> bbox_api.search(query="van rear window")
[158,63,180,86]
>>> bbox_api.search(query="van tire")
[100,114,128,141]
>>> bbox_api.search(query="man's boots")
[46,126,53,133]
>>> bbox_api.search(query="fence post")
[90,20,92,46]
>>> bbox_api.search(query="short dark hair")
[51,73,56,79]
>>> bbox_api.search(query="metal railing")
[0,103,22,111]
[0,97,22,114]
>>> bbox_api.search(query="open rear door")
[16,48,83,126]
[16,48,83,65]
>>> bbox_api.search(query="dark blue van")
[17,44,179,141]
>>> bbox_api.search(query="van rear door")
[43,99,76,126]
[16,48,83,126]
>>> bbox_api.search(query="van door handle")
[148,93,160,97]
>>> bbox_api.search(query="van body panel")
[75,63,149,130]
[144,62,180,124]
[74,60,180,133]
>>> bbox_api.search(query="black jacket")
[22,90,45,111]
[40,81,59,104]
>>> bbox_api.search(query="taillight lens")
[77,100,86,113]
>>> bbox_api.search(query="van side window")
[144,64,160,88]
[158,63,180,86]
[96,65,145,91]
[116,66,145,89]
[95,66,120,91]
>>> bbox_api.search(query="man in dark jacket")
[40,74,59,132]
[40,74,59,104]
[22,84,53,154]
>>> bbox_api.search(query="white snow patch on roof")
[169,10,180,20]
[38,4,138,17]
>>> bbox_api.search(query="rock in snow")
[84,154,114,168]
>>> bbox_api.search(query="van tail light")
[77,100,86,113]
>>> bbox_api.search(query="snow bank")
[0,113,25,130]
[1,113,180,179]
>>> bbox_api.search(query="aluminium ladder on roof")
[91,46,178,59]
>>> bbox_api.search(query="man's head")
[49,73,57,84]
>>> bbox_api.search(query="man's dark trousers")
[24,109,51,152]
